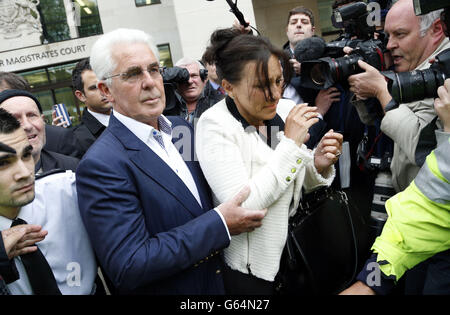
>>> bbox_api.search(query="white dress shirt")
[0,171,97,295]
[113,111,203,207]
[113,111,230,239]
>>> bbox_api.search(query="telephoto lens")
[384,49,450,103]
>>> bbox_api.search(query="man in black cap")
[0,89,79,174]
[0,72,80,158]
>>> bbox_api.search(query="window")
[38,0,103,44]
[19,62,81,125]
[157,44,173,68]
[135,0,161,7]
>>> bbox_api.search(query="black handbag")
[275,187,370,295]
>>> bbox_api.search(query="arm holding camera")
[348,60,392,109]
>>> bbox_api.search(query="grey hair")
[418,9,444,37]
[175,57,205,70]
[90,28,160,86]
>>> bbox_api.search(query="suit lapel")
[108,116,205,218]
[169,117,213,211]
[82,108,106,138]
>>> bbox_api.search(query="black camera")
[300,2,387,90]
[413,0,448,16]
[331,1,375,41]
[161,66,190,84]
[302,40,385,90]
[382,0,450,104]
[383,50,450,104]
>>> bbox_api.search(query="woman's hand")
[284,103,319,146]
[314,129,343,175]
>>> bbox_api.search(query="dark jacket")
[36,149,79,174]
[72,108,107,158]
[44,125,80,158]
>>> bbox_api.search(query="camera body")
[413,0,448,16]
[161,66,190,85]
[331,2,375,41]
[300,2,387,90]
[301,38,386,90]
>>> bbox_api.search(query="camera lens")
[389,69,445,104]
[311,63,327,86]
[335,54,363,81]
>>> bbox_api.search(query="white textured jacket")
[196,98,335,281]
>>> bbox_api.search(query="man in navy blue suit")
[75,28,267,295]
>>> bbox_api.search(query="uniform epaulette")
[35,169,66,181]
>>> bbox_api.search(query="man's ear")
[74,90,86,103]
[97,81,114,103]
[312,26,316,34]
[430,18,444,43]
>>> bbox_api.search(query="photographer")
[340,78,450,295]
[340,3,450,295]
[162,58,218,126]
[347,0,450,193]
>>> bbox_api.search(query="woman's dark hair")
[204,28,292,103]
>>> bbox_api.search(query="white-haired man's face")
[99,42,166,128]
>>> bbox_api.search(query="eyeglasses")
[104,64,164,83]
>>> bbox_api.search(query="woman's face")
[227,54,284,127]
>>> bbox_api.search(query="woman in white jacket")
[196,28,343,294]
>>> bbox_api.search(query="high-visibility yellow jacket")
[371,136,450,281]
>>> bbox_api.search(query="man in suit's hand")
[216,186,267,235]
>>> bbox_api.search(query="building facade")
[0,0,339,124]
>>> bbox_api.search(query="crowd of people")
[0,0,449,295]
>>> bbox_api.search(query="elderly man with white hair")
[347,0,450,193]
[75,28,267,295]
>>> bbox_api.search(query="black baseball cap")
[0,89,43,113]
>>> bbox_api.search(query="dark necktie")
[0,276,10,295]
[11,218,62,295]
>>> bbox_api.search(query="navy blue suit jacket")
[76,115,229,294]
